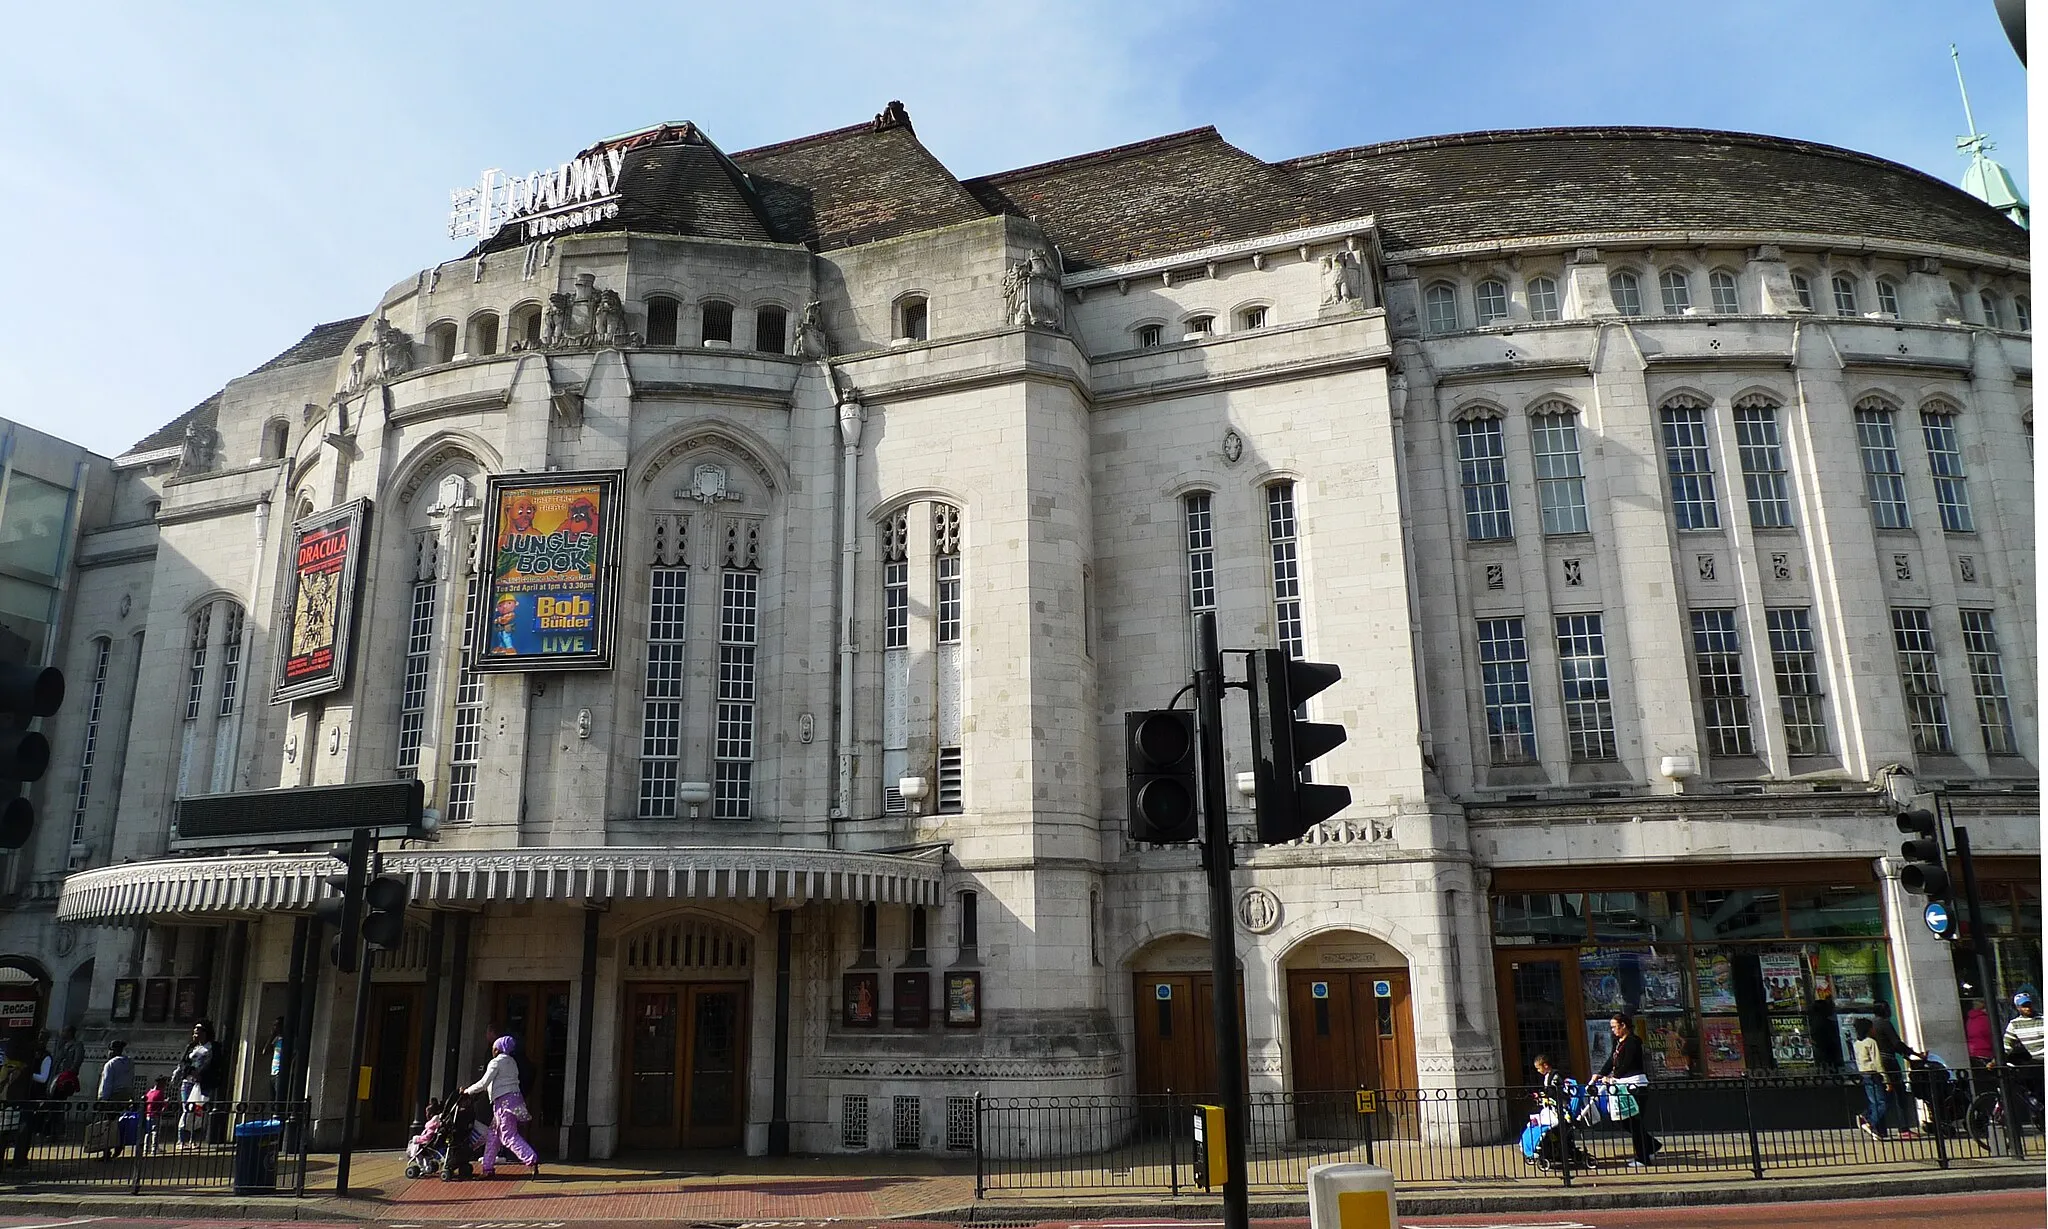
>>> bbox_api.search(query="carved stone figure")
[373,316,413,379]
[595,289,624,344]
[570,272,600,338]
[794,300,826,358]
[541,293,569,347]
[345,343,371,392]
[179,422,218,474]
[1320,251,1361,305]
[1003,250,1064,329]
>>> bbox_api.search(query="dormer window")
[1608,272,1642,316]
[1182,315,1214,341]
[1659,270,1692,315]
[898,295,929,341]
[1526,276,1560,322]
[755,305,788,354]
[1980,291,2004,329]
[1831,275,1858,315]
[1135,324,1164,349]
[426,321,458,365]
[1425,282,1461,331]
[1238,305,1269,331]
[1790,272,1815,310]
[702,301,734,347]
[645,297,679,346]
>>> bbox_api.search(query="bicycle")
[1967,1067,2043,1154]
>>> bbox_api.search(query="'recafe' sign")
[448,146,628,242]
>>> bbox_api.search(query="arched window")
[1659,396,1719,530]
[1789,272,1815,311]
[426,321,458,365]
[1474,279,1509,325]
[71,637,113,847]
[261,419,290,462]
[1455,414,1513,541]
[1528,404,1587,534]
[1708,270,1740,314]
[1134,323,1164,348]
[1182,314,1215,340]
[465,312,500,357]
[177,597,246,797]
[1659,270,1692,314]
[1830,275,1858,315]
[644,297,679,346]
[509,302,543,349]
[1237,304,1270,331]
[1875,280,1902,318]
[1424,282,1460,333]
[897,294,929,341]
[1979,291,2003,330]
[1608,271,1642,316]
[701,301,735,347]
[2016,297,2032,332]
[1920,402,1973,532]
[755,305,788,353]
[1526,276,1560,322]
[393,465,485,824]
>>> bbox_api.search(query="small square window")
[1239,306,1269,330]
[1136,324,1163,348]
[1182,315,1214,339]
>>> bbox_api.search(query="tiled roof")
[478,128,775,255]
[1285,127,2029,258]
[126,391,221,456]
[734,119,990,251]
[964,129,1329,272]
[250,315,370,375]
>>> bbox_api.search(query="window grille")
[1556,613,1617,761]
[1854,405,1911,529]
[1424,283,1459,333]
[1732,403,1793,528]
[1920,409,1974,532]
[396,579,437,774]
[893,1096,922,1150]
[1876,280,1901,318]
[1659,403,1720,530]
[1708,270,1740,314]
[1136,324,1163,348]
[1609,272,1642,316]
[945,1096,976,1150]
[936,745,963,813]
[715,570,759,820]
[645,298,678,346]
[1890,608,1951,753]
[72,638,111,844]
[1689,609,1753,757]
[446,576,483,824]
[1266,482,1304,658]
[1526,276,1560,322]
[1529,409,1588,535]
[1476,618,1537,764]
[1831,275,1858,315]
[1765,608,1828,755]
[1475,279,1509,325]
[216,604,244,717]
[183,606,210,721]
[755,305,787,353]
[1659,270,1691,314]
[1959,610,2015,755]
[702,301,734,345]
[1790,273,1814,311]
[638,567,688,818]
[1456,418,1513,541]
[841,1095,870,1149]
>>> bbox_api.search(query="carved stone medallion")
[1236,887,1281,934]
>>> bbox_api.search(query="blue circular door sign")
[1924,901,1953,937]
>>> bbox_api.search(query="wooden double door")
[362,984,422,1148]
[621,982,747,1150]
[1133,973,1256,1100]
[491,982,571,1148]
[1286,969,1419,1138]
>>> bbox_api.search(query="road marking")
[4,1219,106,1229]
[1421,1223,1596,1228]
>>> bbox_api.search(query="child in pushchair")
[405,1098,450,1179]
[1522,1054,1596,1171]
[1906,1053,1970,1133]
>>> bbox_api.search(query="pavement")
[0,1147,2039,1223]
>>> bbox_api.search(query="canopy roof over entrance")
[56,845,944,924]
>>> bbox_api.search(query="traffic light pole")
[335,831,377,1196]
[1194,613,1250,1229]
[1950,809,2021,1159]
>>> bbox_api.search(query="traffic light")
[0,662,65,851]
[1246,649,1350,846]
[1896,805,1953,905]
[360,872,409,951]
[1126,710,1200,843]
[314,830,370,972]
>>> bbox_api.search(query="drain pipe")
[832,387,865,833]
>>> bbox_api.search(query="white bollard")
[1307,1161,1399,1229]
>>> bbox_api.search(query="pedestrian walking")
[91,1040,132,1160]
[465,1035,539,1179]
[176,1020,217,1148]
[1854,1018,1891,1139]
[1592,1012,1660,1167]
[1966,1002,1997,1068]
[266,1017,287,1104]
[52,1027,84,1084]
[1870,1002,1921,1137]
[142,1076,172,1153]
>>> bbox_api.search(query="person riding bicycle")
[2001,991,2045,1109]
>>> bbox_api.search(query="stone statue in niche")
[373,316,414,379]
[1320,250,1362,306]
[794,300,826,358]
[541,294,570,347]
[345,343,371,393]
[594,289,640,347]
[1003,250,1064,329]
[179,421,219,474]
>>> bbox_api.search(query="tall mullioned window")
[1527,276,1560,322]
[1477,617,1537,765]
[1855,403,1911,529]
[1732,401,1793,528]
[1529,407,1588,535]
[1475,279,1509,325]
[932,503,964,813]
[715,570,759,819]
[1959,610,2016,755]
[183,606,211,722]
[1659,401,1720,530]
[936,553,962,646]
[1556,613,1617,761]
[1609,271,1642,315]
[1890,608,1951,754]
[1689,610,1753,757]
[445,578,483,823]
[1184,493,1216,616]
[216,604,244,717]
[1920,407,1974,532]
[1708,270,1740,314]
[1424,283,1459,333]
[1266,482,1304,658]
[1766,608,1828,755]
[1457,418,1513,541]
[71,637,111,846]
[638,567,689,818]
[881,508,911,815]
[396,579,437,774]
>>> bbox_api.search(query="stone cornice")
[1384,229,2029,274]
[1060,215,1378,290]
[1466,787,2038,825]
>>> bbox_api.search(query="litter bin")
[232,1118,284,1194]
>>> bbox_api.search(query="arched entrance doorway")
[617,913,752,1151]
[1281,931,1418,1138]
[1128,935,1244,1101]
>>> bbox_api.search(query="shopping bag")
[1610,1086,1640,1120]
[1536,1105,1561,1128]
[1576,1097,1603,1127]
[83,1118,116,1152]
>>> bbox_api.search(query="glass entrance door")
[1496,948,1584,1084]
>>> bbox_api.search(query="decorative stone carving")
[541,293,570,347]
[1893,553,1912,581]
[1484,563,1504,591]
[345,343,371,394]
[650,512,688,567]
[1562,557,1583,586]
[1221,429,1244,464]
[594,289,626,344]
[1697,554,1716,582]
[1319,250,1362,306]
[1959,556,1977,583]
[428,474,475,518]
[684,463,739,506]
[795,300,826,358]
[932,503,961,555]
[178,422,219,475]
[537,278,640,350]
[374,316,414,379]
[723,517,762,570]
[1771,552,1791,581]
[1003,250,1064,330]
[1236,887,1281,934]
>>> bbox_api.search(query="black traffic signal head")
[1894,806,1952,901]
[313,831,370,972]
[360,873,410,951]
[1246,649,1351,846]
[0,663,63,852]
[1126,710,1200,843]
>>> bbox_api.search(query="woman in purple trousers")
[465,1036,539,1178]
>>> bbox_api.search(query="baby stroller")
[1521,1078,1596,1171]
[1907,1053,1970,1134]
[404,1101,451,1179]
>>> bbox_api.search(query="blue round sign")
[1924,900,1954,937]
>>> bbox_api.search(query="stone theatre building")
[4,103,2037,1156]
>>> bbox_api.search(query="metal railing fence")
[0,1097,309,1194]
[975,1071,2041,1197]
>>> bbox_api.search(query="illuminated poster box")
[271,499,371,703]
[468,471,623,673]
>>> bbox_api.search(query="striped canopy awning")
[55,844,945,924]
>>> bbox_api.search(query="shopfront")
[1490,862,1896,1084]
[1949,857,2042,1011]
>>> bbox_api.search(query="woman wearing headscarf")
[464,1036,538,1179]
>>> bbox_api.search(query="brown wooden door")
[491,982,571,1149]
[362,984,421,1148]
[1134,974,1218,1099]
[621,982,748,1150]
[1495,948,1585,1087]
[1286,970,1419,1139]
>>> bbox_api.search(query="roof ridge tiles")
[731,118,884,161]
[971,126,1228,185]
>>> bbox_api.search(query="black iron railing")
[974,1072,2041,1197]
[0,1098,309,1194]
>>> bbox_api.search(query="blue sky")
[0,2,2027,458]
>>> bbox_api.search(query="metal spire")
[1950,43,2028,228]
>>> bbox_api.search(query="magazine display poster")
[469,471,624,673]
[1769,1017,1816,1067]
[1837,1012,1876,1060]
[271,499,371,703]
[1760,950,1806,1011]
[1644,1015,1694,1078]
[1584,1019,1617,1075]
[1700,1015,1746,1075]
[1693,949,1738,1013]
[945,971,982,1028]
[1579,949,1628,1015]
[1639,950,1686,1012]
[842,972,878,1027]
